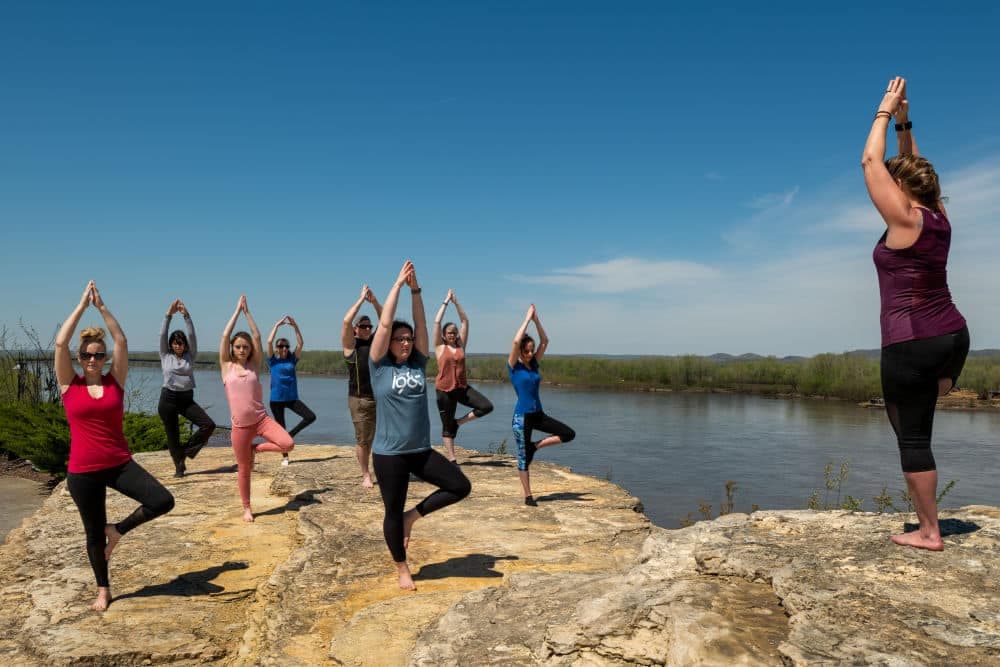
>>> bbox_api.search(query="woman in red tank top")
[433,289,494,463]
[55,281,175,611]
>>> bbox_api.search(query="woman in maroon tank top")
[862,77,969,551]
[55,281,174,611]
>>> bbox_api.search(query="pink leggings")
[230,416,294,508]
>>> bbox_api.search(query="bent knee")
[153,492,176,516]
[476,404,494,417]
[560,429,576,444]
[453,477,472,499]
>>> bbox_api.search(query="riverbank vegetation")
[128,349,1000,403]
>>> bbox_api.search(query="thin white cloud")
[507,257,720,294]
[500,155,1000,355]
[747,186,800,210]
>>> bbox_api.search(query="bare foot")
[361,474,374,489]
[91,587,112,612]
[891,531,944,551]
[395,561,416,591]
[402,508,420,549]
[104,524,122,561]
[242,508,255,523]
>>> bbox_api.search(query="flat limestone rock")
[0,446,649,665]
[1,445,998,665]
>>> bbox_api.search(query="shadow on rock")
[115,561,250,599]
[186,465,238,476]
[536,492,593,503]
[903,518,981,537]
[416,553,519,580]
[282,456,339,464]
[254,488,331,518]
[460,460,512,468]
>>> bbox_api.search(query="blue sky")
[2,1,998,355]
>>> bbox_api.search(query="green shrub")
[0,403,169,476]
[0,402,71,476]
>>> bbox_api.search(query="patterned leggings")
[512,411,575,471]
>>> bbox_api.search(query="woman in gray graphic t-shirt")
[368,260,471,590]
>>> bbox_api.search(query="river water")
[127,367,1000,527]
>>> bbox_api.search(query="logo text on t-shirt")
[392,368,425,394]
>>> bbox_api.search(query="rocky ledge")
[0,445,997,665]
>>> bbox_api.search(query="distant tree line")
[125,348,1000,402]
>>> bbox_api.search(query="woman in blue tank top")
[508,304,575,507]
[862,76,969,551]
[267,315,316,465]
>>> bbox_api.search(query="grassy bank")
[126,349,1000,403]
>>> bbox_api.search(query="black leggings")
[881,326,970,473]
[436,386,494,438]
[270,399,316,439]
[157,388,216,468]
[66,460,175,587]
[372,449,471,562]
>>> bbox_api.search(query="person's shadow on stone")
[114,560,250,600]
[459,460,512,468]
[253,488,330,518]
[535,492,593,503]
[902,518,981,537]
[415,553,519,581]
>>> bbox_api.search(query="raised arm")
[289,316,304,358]
[369,288,384,319]
[55,282,93,390]
[267,317,283,358]
[433,291,449,350]
[342,284,368,354]
[452,290,469,349]
[219,296,243,376]
[91,284,128,388]
[407,265,429,357]
[532,308,549,362]
[160,299,178,357]
[243,298,264,372]
[893,81,919,157]
[179,302,197,359]
[862,76,922,231]
[371,262,412,363]
[508,304,535,369]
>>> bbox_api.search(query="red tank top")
[435,345,468,392]
[62,374,132,473]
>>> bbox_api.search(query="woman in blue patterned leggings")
[507,304,575,506]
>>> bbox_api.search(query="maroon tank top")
[873,207,966,347]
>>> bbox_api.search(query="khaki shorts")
[348,396,376,449]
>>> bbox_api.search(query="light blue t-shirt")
[268,355,299,402]
[369,350,431,455]
[508,358,542,414]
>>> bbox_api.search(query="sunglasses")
[391,336,414,343]
[357,324,373,330]
[276,344,290,349]
[79,352,107,361]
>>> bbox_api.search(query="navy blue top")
[268,355,299,402]
[508,358,542,414]
[369,350,431,455]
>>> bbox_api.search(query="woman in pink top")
[55,281,174,612]
[220,295,294,522]
[433,289,494,463]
